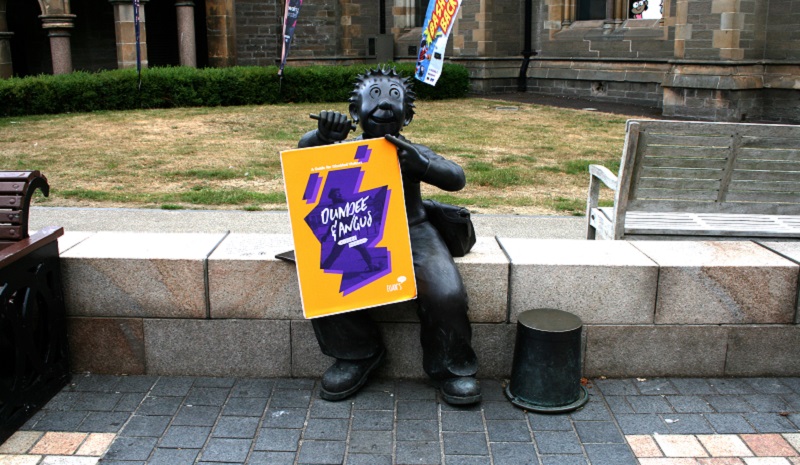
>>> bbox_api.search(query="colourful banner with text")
[281,139,417,319]
[415,0,462,86]
[279,0,303,77]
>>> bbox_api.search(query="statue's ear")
[349,101,360,123]
[404,109,414,127]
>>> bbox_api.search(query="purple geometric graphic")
[304,165,392,296]
[354,145,372,163]
[302,172,322,204]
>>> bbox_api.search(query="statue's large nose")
[378,100,393,110]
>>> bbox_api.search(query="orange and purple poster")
[281,138,417,319]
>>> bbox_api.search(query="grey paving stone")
[489,442,537,465]
[704,395,755,413]
[604,396,634,415]
[705,413,757,433]
[270,389,312,408]
[396,441,442,465]
[480,379,508,402]
[444,456,489,465]
[483,401,526,420]
[782,378,800,394]
[395,380,437,400]
[666,395,714,413]
[120,415,171,437]
[574,421,624,444]
[443,432,489,455]
[541,456,588,465]
[97,461,146,465]
[304,418,349,440]
[309,399,353,418]
[486,420,532,442]
[746,378,792,394]
[351,409,394,431]
[398,400,438,420]
[247,451,296,465]
[347,454,392,465]
[78,411,131,433]
[30,411,87,431]
[781,393,800,411]
[584,444,638,465]
[103,436,158,461]
[159,425,212,449]
[744,412,798,432]
[73,392,122,411]
[194,377,236,388]
[442,411,484,432]
[213,416,260,438]
[201,438,251,463]
[137,396,183,416]
[742,394,791,412]
[707,378,758,395]
[21,411,45,429]
[254,428,301,452]
[569,400,613,421]
[71,374,121,392]
[352,390,395,410]
[223,397,268,417]
[43,391,79,411]
[635,379,679,395]
[185,387,230,406]
[397,419,439,441]
[263,408,308,429]
[529,413,573,431]
[231,379,274,398]
[172,405,221,426]
[614,414,670,435]
[534,430,583,454]
[670,378,718,395]
[788,414,800,428]
[662,413,714,434]
[440,401,482,412]
[114,393,147,412]
[275,378,315,390]
[594,379,638,396]
[150,377,194,397]
[148,448,199,465]
[297,440,347,464]
[627,395,674,414]
[348,430,393,455]
[115,376,158,393]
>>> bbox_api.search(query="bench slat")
[0,195,22,208]
[640,167,722,179]
[725,191,800,204]
[735,159,800,171]
[0,182,26,194]
[627,199,800,215]
[739,148,800,161]
[728,180,800,193]
[644,146,730,159]
[636,178,722,190]
[741,136,800,150]
[642,156,729,169]
[639,120,800,139]
[635,188,719,201]
[732,170,800,182]
[642,133,732,148]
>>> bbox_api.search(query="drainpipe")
[517,0,534,91]
[380,0,385,35]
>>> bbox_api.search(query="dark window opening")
[577,0,606,20]
[415,0,432,27]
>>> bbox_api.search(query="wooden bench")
[586,120,800,240]
[0,171,68,443]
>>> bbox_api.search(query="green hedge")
[0,63,470,117]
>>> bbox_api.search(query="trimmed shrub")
[0,63,469,117]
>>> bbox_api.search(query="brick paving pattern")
[2,376,800,464]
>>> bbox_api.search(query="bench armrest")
[588,164,618,191]
[586,165,619,240]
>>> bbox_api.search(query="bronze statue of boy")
[299,67,480,405]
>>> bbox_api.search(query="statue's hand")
[385,134,430,179]
[314,110,352,142]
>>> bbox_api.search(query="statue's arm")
[385,135,466,192]
[298,110,352,148]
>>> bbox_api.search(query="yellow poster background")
[281,138,417,319]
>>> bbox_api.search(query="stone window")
[561,0,668,25]
[414,0,431,27]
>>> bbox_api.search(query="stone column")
[109,0,148,69]
[0,0,12,78]
[40,14,76,75]
[176,1,197,67]
[206,0,236,67]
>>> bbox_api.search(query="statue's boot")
[320,349,385,401]
[436,376,482,406]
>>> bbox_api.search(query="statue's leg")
[311,311,385,401]
[410,222,480,404]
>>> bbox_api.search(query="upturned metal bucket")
[504,308,589,413]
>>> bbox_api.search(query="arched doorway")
[7,0,50,76]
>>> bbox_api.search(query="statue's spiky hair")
[349,66,416,118]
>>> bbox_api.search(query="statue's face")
[350,77,409,138]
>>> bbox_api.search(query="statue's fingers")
[385,134,413,151]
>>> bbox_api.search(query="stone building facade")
[1,0,798,122]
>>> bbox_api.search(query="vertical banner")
[279,0,303,77]
[281,139,417,319]
[415,0,462,86]
[133,0,142,88]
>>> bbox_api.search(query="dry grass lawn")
[0,98,631,215]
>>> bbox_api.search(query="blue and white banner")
[415,0,462,86]
[279,0,303,77]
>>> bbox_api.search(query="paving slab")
[499,238,658,324]
[757,241,800,323]
[631,241,799,324]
